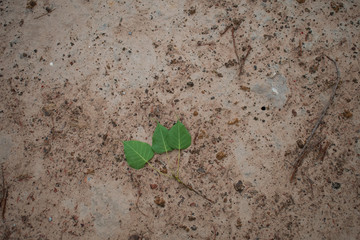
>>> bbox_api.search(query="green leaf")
[123,140,154,169]
[152,123,173,154]
[168,121,191,150]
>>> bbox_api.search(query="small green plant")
[123,120,213,203]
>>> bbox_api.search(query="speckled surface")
[0,0,359,239]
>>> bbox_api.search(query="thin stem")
[153,119,176,177]
[172,174,214,203]
[176,149,180,178]
[165,151,176,177]
[147,162,172,179]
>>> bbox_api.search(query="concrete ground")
[0,0,359,239]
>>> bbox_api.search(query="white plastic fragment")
[271,87,279,95]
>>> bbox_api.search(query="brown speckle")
[228,118,239,125]
[342,110,353,119]
[154,196,165,207]
[240,86,250,92]
[216,151,227,160]
[26,0,37,9]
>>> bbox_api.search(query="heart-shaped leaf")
[168,121,191,150]
[152,123,173,154]
[123,140,154,169]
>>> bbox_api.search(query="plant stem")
[148,156,214,203]
[147,162,172,179]
[176,149,180,178]
[172,174,214,203]
[165,149,176,177]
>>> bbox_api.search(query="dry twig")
[193,127,201,145]
[220,24,233,36]
[222,26,252,77]
[197,41,215,47]
[316,141,330,162]
[34,8,56,20]
[213,225,217,240]
[1,165,8,220]
[130,173,148,217]
[239,45,252,76]
[231,28,240,65]
[290,55,340,182]
[173,175,214,203]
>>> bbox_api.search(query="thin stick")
[173,174,214,203]
[213,225,217,240]
[290,55,340,182]
[239,45,252,76]
[231,28,252,76]
[132,174,148,217]
[1,165,8,220]
[316,141,330,162]
[220,24,233,36]
[193,127,200,145]
[197,41,216,47]
[34,8,56,20]
[231,27,240,65]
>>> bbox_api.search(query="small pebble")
[296,139,304,149]
[332,182,341,190]
[48,217,52,222]
[128,234,140,240]
[191,225,197,231]
[154,196,165,207]
[187,81,194,87]
[234,180,245,193]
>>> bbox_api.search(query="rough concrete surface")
[0,0,359,239]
